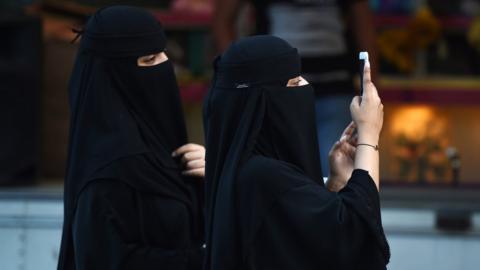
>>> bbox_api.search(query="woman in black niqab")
[203,35,390,270]
[58,6,204,270]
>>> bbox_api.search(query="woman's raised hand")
[349,60,383,189]
[327,121,358,192]
[350,61,384,146]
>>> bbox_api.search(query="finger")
[182,168,204,178]
[328,140,342,156]
[186,159,205,170]
[341,121,356,138]
[181,151,205,164]
[362,60,372,98]
[172,143,204,157]
[345,142,356,153]
[173,143,204,157]
[346,144,356,159]
[344,131,356,146]
[348,132,358,146]
[362,61,380,100]
[338,140,356,155]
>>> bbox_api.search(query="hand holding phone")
[359,51,369,96]
[351,50,382,145]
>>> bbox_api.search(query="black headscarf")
[203,35,324,270]
[58,6,198,270]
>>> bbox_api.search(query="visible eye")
[137,52,168,66]
[288,79,301,86]
[144,55,156,62]
[138,54,156,64]
[286,76,309,87]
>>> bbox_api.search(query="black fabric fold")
[79,6,166,57]
[237,159,389,270]
[339,170,391,264]
[215,49,301,88]
[72,180,204,270]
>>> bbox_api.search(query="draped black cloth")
[203,35,389,270]
[58,6,203,270]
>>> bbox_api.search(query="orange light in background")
[390,105,447,142]
[388,105,451,183]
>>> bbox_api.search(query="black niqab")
[203,35,322,269]
[203,35,389,270]
[58,6,199,270]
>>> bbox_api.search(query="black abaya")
[72,179,203,270]
[203,35,389,270]
[238,157,388,270]
[58,6,203,270]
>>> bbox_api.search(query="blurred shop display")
[373,0,480,75]
[2,0,479,186]
[377,7,441,74]
[0,3,42,186]
[368,0,480,188]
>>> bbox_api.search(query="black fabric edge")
[339,169,391,264]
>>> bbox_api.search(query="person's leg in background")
[315,94,352,176]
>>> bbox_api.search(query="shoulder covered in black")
[78,179,136,208]
[238,155,314,197]
[83,177,132,193]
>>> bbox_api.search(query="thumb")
[350,96,361,112]
[346,143,357,159]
